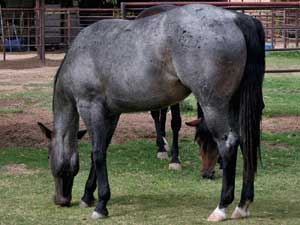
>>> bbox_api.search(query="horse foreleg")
[151,110,168,160]
[160,108,169,151]
[78,102,119,219]
[168,104,182,170]
[80,152,97,208]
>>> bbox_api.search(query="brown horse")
[186,118,221,179]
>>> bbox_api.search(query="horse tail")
[234,15,265,181]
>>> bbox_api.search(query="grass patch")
[0,133,300,225]
[0,107,23,114]
[263,75,300,117]
[0,84,52,110]
[266,51,300,70]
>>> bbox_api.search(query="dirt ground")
[1,53,299,149]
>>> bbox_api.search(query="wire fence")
[0,2,299,73]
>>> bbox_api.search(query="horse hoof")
[207,207,226,222]
[79,200,89,208]
[168,163,182,171]
[157,152,168,160]
[219,169,223,177]
[162,137,169,152]
[231,206,250,219]
[91,211,107,220]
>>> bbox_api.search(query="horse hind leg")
[168,104,182,171]
[151,109,168,160]
[197,103,239,222]
[78,101,120,219]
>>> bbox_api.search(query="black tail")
[234,15,265,182]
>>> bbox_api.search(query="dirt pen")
[0,51,299,149]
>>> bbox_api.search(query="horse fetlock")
[162,137,170,152]
[80,196,96,208]
[91,211,108,220]
[231,206,250,219]
[157,151,168,160]
[168,163,182,171]
[207,206,227,222]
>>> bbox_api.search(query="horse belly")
[106,77,191,113]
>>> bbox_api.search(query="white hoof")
[207,206,226,222]
[157,151,168,160]
[91,211,106,220]
[231,206,250,219]
[168,163,182,171]
[79,200,89,208]
[162,137,169,152]
[219,169,223,177]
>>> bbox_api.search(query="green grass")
[0,107,23,114]
[0,83,53,110]
[0,132,300,225]
[263,75,300,117]
[266,51,300,70]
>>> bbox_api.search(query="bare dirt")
[0,53,299,149]
[3,164,39,175]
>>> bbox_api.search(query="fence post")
[271,10,275,48]
[121,2,126,19]
[67,9,71,47]
[39,0,45,64]
[296,9,299,47]
[0,6,6,61]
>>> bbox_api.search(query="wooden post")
[67,9,71,47]
[296,9,299,47]
[271,10,275,48]
[40,0,45,64]
[0,6,6,61]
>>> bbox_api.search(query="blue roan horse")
[38,4,265,222]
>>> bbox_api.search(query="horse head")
[186,118,220,179]
[37,122,87,206]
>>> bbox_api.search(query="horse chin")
[202,170,215,180]
[53,176,74,206]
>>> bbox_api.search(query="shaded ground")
[1,53,299,149]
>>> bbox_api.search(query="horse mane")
[136,5,177,19]
[52,55,66,112]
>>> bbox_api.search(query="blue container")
[265,43,273,51]
[4,38,22,52]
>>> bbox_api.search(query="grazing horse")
[38,4,265,222]
[137,5,183,170]
[186,105,222,179]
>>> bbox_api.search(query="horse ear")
[77,130,87,140]
[37,122,52,139]
[185,118,202,127]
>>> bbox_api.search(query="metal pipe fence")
[0,2,299,73]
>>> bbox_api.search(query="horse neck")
[52,85,79,155]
